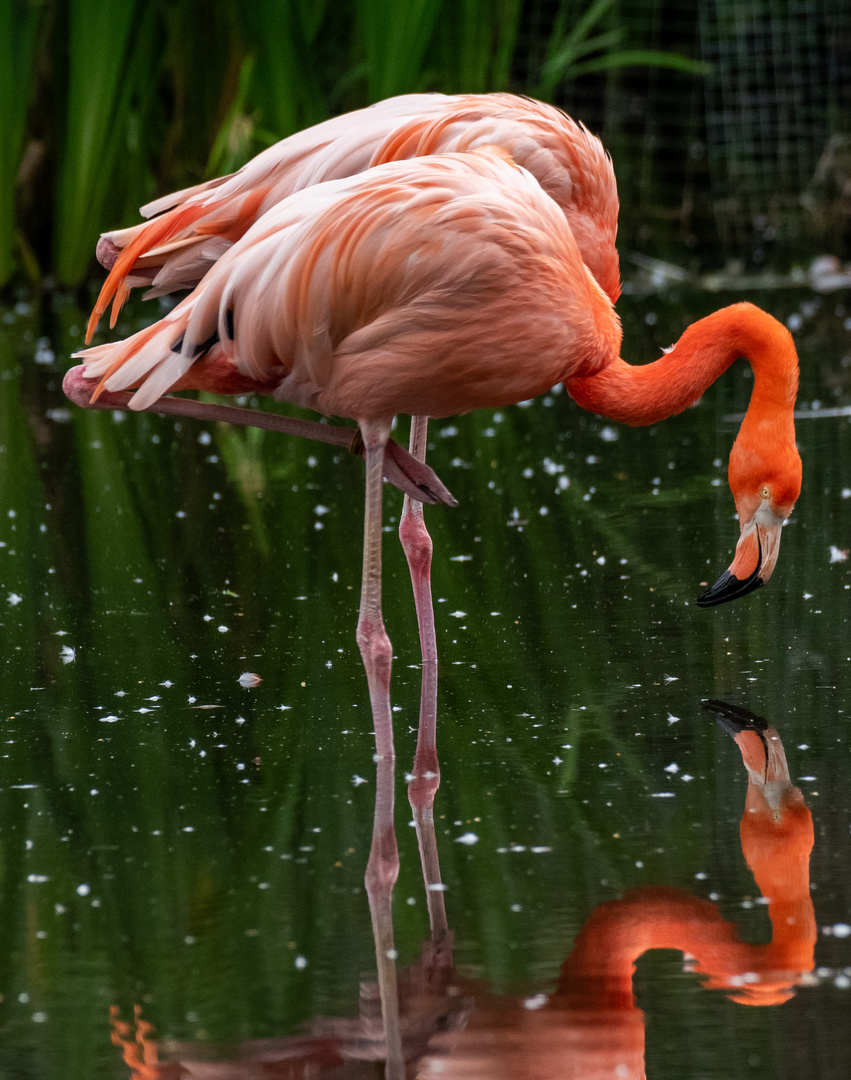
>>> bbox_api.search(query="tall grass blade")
[53,0,157,284]
[358,0,445,100]
[432,0,523,92]
[240,0,330,140]
[0,0,43,285]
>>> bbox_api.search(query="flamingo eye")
[760,485,770,500]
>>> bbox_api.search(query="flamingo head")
[696,432,801,607]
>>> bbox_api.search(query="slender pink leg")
[62,366,457,507]
[357,420,404,1078]
[400,416,448,944]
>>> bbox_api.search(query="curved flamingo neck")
[565,303,798,430]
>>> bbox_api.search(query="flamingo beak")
[696,502,786,608]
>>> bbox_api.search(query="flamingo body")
[79,150,620,418]
[88,93,620,338]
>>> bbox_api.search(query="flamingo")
[65,145,801,1076]
[65,137,803,770]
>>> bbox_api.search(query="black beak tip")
[697,533,764,608]
[696,569,764,608]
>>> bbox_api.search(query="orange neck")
[565,303,798,431]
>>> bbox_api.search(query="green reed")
[3,0,713,289]
[0,0,43,285]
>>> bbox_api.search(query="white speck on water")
[7,592,22,606]
[27,874,49,883]
[238,672,262,688]
[664,762,680,774]
[89,789,98,796]
[449,610,466,618]
[650,792,676,798]
[667,714,680,725]
[449,554,473,561]
[832,923,851,938]
[203,614,213,622]
[217,625,229,633]
[553,756,563,765]
[510,903,523,912]
[31,1012,47,1023]
[60,645,76,664]
[427,882,448,892]
[76,884,91,897]
[182,826,195,833]
[235,716,246,725]
[524,993,548,1010]
[829,545,849,563]
[455,832,479,845]
[352,775,368,786]
[294,955,308,969]
[664,674,678,683]
[596,556,605,565]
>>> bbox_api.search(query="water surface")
[0,287,849,1078]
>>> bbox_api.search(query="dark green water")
[0,287,849,1078]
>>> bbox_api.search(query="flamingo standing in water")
[64,104,801,1077]
[65,133,802,872]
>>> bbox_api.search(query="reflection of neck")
[565,303,798,433]
[554,778,814,1010]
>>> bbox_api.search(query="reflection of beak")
[697,503,786,607]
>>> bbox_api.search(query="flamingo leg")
[62,366,457,507]
[399,416,448,943]
[357,419,404,1078]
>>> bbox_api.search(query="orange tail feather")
[86,202,210,343]
[89,320,168,402]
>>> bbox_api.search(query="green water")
[0,287,849,1078]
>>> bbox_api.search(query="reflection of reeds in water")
[107,701,814,1078]
[1,291,846,1073]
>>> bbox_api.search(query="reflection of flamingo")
[65,146,801,1070]
[108,704,815,1079]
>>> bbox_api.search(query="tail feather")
[74,301,200,410]
[86,202,211,343]
[88,189,271,343]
